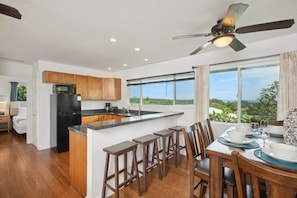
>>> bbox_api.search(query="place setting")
[218,127,260,149]
[254,142,297,170]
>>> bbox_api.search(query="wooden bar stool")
[102,141,142,198]
[153,129,177,177]
[132,134,162,192]
[168,125,187,165]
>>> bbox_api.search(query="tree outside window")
[17,85,27,101]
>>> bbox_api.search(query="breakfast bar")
[69,111,183,198]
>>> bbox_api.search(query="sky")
[210,65,279,101]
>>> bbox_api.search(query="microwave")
[53,84,76,94]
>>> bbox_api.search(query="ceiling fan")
[172,3,295,55]
[0,3,22,19]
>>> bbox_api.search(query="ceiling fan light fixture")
[213,34,235,47]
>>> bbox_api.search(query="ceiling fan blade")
[229,37,246,52]
[235,19,295,34]
[172,33,212,40]
[222,3,249,27]
[0,3,22,19]
[189,40,212,55]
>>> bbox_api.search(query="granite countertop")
[69,111,184,136]
[81,109,160,117]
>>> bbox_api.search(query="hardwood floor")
[0,131,81,198]
[0,131,208,198]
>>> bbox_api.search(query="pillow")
[17,107,27,117]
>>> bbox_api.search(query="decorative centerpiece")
[283,107,297,146]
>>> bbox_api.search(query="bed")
[12,107,27,134]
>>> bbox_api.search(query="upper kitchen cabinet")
[87,76,102,100]
[76,75,88,99]
[102,78,121,100]
[43,71,76,84]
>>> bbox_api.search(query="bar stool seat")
[132,134,162,192]
[153,129,177,176]
[102,141,142,198]
[168,125,187,165]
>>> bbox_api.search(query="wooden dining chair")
[198,120,236,198]
[231,151,297,198]
[182,123,209,198]
[250,118,284,126]
[182,122,235,198]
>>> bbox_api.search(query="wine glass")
[250,122,259,133]
[260,120,269,133]
[260,120,269,148]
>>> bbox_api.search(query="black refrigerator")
[50,94,81,153]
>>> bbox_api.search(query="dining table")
[205,126,297,198]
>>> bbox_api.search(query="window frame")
[209,56,280,123]
[127,71,194,106]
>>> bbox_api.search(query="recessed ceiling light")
[110,38,117,42]
[134,48,140,52]
[108,67,112,70]
[123,64,127,67]
[144,58,149,62]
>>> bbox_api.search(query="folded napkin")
[217,137,259,149]
[268,132,283,138]
[245,133,262,139]
[245,132,283,138]
[254,149,297,170]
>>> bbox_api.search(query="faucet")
[122,107,129,113]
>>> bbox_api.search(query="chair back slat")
[231,151,297,198]
[183,123,202,161]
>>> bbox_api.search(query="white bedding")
[12,107,27,134]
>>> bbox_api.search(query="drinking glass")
[261,130,270,148]
[260,120,269,133]
[260,120,270,148]
[250,122,259,133]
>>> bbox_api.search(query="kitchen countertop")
[69,111,183,136]
[81,109,160,117]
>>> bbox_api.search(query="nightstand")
[0,115,11,132]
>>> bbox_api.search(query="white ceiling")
[1,0,296,71]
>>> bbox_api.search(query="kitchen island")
[69,111,183,198]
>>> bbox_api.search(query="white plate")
[262,147,297,163]
[222,136,254,144]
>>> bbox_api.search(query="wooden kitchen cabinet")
[102,78,121,100]
[43,71,76,84]
[81,114,125,124]
[62,73,76,84]
[69,130,87,197]
[87,77,102,100]
[76,75,88,99]
[81,115,99,124]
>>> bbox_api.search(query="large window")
[209,59,279,123]
[128,72,194,105]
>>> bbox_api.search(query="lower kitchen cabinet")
[81,114,125,124]
[81,115,98,124]
[69,130,87,197]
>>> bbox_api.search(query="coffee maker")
[104,103,111,112]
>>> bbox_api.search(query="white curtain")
[277,51,297,120]
[194,65,210,122]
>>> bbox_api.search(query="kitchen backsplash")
[81,100,121,110]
